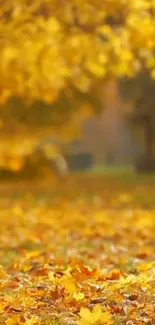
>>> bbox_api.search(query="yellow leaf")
[64,266,73,277]
[6,316,38,325]
[6,316,22,325]
[63,278,77,294]
[46,17,61,33]
[25,316,38,325]
[151,69,155,79]
[147,57,155,68]
[85,60,106,77]
[78,305,113,325]
[0,301,5,314]
[2,47,19,64]
[79,307,92,323]
[0,89,12,104]
[73,292,85,301]
[25,251,40,259]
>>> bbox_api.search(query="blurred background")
[0,76,154,180]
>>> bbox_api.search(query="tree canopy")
[1,0,155,104]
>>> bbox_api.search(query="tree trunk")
[144,116,154,157]
[135,115,155,173]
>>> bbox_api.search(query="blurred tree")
[0,0,155,172]
[0,88,101,172]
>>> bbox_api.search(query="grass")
[0,168,155,209]
[78,165,155,208]
[91,164,134,176]
[0,165,155,209]
[91,164,155,182]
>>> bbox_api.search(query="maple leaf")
[63,277,77,295]
[25,316,39,325]
[5,316,22,325]
[78,305,113,325]
[5,316,38,325]
[73,292,85,301]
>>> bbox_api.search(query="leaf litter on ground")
[0,175,155,325]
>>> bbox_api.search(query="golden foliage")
[78,305,113,325]
[0,0,155,103]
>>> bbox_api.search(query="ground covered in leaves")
[0,175,155,325]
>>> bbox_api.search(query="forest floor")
[0,173,155,325]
